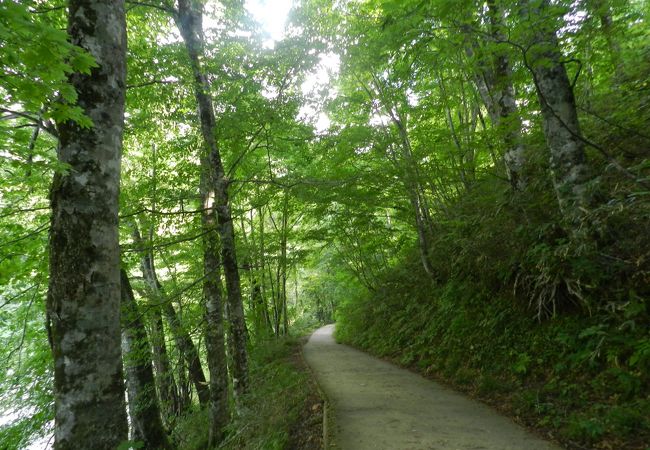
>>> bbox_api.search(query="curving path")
[303,324,561,450]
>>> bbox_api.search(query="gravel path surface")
[303,324,562,450]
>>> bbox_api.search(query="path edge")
[301,328,335,449]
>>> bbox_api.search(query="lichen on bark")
[46,1,128,448]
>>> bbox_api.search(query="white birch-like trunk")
[521,0,590,213]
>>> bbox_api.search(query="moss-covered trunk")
[46,1,128,448]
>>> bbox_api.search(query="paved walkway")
[303,324,561,450]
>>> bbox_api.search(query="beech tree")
[1,0,648,448]
[45,0,128,448]
[174,0,249,403]
[518,0,591,213]
[465,0,526,190]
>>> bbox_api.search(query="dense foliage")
[1,0,648,448]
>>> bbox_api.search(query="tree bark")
[46,1,128,448]
[366,73,438,277]
[464,2,526,190]
[200,156,230,445]
[120,270,170,450]
[132,227,210,407]
[256,207,273,335]
[146,299,180,422]
[161,301,210,406]
[239,213,268,340]
[280,191,289,335]
[202,251,230,446]
[391,113,435,276]
[520,0,590,212]
[176,354,191,415]
[487,0,526,190]
[175,0,249,399]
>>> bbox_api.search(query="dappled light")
[1,0,649,449]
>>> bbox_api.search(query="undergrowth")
[173,333,322,450]
[336,172,650,450]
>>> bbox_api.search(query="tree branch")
[126,79,179,90]
[0,107,58,138]
[125,0,176,15]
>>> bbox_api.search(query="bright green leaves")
[49,102,93,128]
[0,1,96,122]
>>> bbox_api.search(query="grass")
[174,331,323,450]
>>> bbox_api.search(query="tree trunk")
[161,302,210,407]
[257,207,273,334]
[132,227,210,407]
[142,144,181,421]
[176,353,191,414]
[464,3,526,190]
[269,258,281,336]
[120,270,170,450]
[390,112,435,276]
[46,1,128,448]
[241,212,273,340]
[147,301,180,422]
[280,191,289,335]
[487,0,526,190]
[521,0,590,212]
[175,0,249,399]
[200,171,230,445]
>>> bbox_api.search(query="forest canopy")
[1,0,649,449]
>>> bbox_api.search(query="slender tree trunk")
[146,296,180,421]
[175,0,249,399]
[161,302,210,406]
[487,0,526,190]
[521,0,590,212]
[268,206,284,335]
[217,202,249,393]
[257,207,273,334]
[280,191,289,335]
[200,164,230,444]
[270,259,281,336]
[466,44,500,126]
[242,212,271,339]
[238,215,260,339]
[315,296,323,323]
[464,3,526,190]
[133,227,210,407]
[46,1,128,448]
[176,355,191,414]
[251,278,265,336]
[140,151,181,420]
[391,114,435,276]
[294,266,300,312]
[120,270,170,450]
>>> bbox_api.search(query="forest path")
[303,324,561,450]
